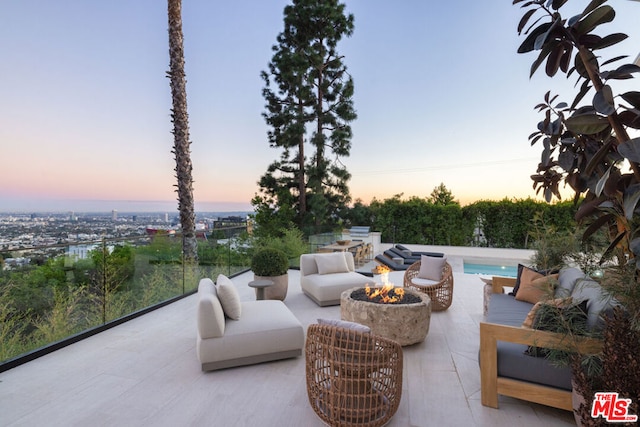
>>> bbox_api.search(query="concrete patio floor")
[0,249,576,426]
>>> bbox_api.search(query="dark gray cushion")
[387,247,420,262]
[496,341,573,390]
[394,244,444,258]
[385,248,417,264]
[486,293,533,327]
[374,254,409,271]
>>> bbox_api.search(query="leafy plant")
[251,248,289,277]
[528,211,577,270]
[514,0,640,420]
[515,0,640,264]
[251,228,307,262]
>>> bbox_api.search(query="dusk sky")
[2,1,639,213]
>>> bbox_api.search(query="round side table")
[248,279,274,300]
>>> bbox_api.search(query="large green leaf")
[558,150,575,172]
[592,33,628,50]
[571,79,592,109]
[565,114,610,134]
[595,165,612,197]
[617,138,640,163]
[601,230,626,264]
[621,91,640,109]
[593,85,615,115]
[601,64,640,80]
[574,49,599,80]
[585,138,613,175]
[582,0,607,16]
[535,17,561,50]
[624,183,640,220]
[619,110,640,129]
[576,196,606,221]
[530,40,558,77]
[560,44,573,73]
[545,43,565,77]
[576,5,615,36]
[602,55,628,67]
[518,22,552,53]
[567,13,583,27]
[582,212,614,241]
[518,9,537,34]
[552,0,569,10]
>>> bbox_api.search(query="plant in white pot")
[250,248,289,301]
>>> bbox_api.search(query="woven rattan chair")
[403,261,453,311]
[305,324,403,427]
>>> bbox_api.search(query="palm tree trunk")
[167,0,197,262]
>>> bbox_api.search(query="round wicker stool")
[305,324,403,427]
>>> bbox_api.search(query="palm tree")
[167,0,197,262]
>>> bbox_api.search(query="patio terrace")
[0,252,576,426]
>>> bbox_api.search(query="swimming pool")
[463,263,518,277]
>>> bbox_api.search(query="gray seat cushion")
[485,293,572,391]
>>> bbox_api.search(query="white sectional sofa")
[300,252,372,306]
[196,276,304,371]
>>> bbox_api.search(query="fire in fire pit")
[351,285,421,305]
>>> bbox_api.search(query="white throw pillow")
[418,255,446,281]
[315,252,349,275]
[216,274,242,320]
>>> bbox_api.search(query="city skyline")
[2,1,640,213]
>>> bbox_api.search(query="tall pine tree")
[256,0,356,235]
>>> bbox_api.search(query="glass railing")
[0,232,250,370]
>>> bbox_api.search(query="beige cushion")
[197,278,225,338]
[216,274,242,320]
[418,255,446,281]
[300,271,371,306]
[515,273,558,304]
[315,252,350,275]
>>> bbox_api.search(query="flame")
[373,264,391,274]
[365,284,405,303]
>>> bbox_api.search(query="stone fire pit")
[340,286,431,346]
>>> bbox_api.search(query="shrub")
[251,248,289,276]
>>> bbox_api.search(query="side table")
[248,279,274,300]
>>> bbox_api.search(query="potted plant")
[250,247,289,300]
[514,0,640,423]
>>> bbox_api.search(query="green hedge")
[357,196,576,249]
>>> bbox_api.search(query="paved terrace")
[0,247,575,427]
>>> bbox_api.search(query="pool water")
[464,263,517,277]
